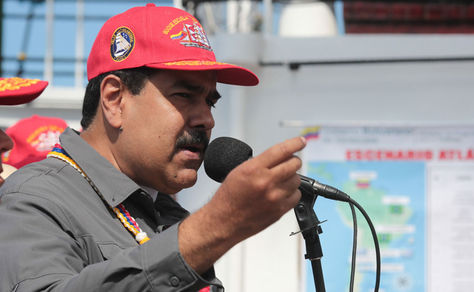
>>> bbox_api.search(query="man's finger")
[269,155,302,182]
[252,136,306,169]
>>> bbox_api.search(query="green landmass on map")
[338,181,413,248]
[307,163,413,248]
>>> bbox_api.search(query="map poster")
[300,126,474,292]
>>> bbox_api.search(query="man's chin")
[171,169,198,191]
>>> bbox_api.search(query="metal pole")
[263,0,273,34]
[75,0,84,88]
[173,0,183,10]
[0,0,3,76]
[44,0,54,83]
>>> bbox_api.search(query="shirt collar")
[140,185,159,202]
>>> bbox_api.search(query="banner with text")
[301,125,474,292]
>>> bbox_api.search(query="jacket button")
[169,276,180,287]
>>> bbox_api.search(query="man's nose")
[189,99,215,131]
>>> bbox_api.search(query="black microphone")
[203,136,253,183]
[204,137,349,202]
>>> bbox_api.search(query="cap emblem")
[110,27,135,62]
[170,22,212,51]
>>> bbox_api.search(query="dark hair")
[81,67,156,130]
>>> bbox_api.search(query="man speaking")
[0,4,306,291]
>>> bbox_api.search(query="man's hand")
[178,137,306,274]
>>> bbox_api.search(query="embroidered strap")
[47,144,150,244]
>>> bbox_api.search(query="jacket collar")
[59,127,140,207]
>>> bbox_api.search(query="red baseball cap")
[0,77,48,105]
[2,115,67,168]
[87,4,259,86]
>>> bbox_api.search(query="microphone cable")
[345,197,381,292]
[313,179,380,292]
[310,180,380,292]
[348,201,358,292]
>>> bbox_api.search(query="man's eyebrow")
[173,80,204,92]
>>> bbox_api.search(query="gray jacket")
[0,128,222,291]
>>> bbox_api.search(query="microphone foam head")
[204,137,253,182]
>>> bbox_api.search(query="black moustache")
[175,131,209,150]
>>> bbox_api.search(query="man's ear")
[100,74,124,130]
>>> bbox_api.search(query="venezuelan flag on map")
[301,126,320,140]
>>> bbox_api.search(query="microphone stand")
[293,176,326,292]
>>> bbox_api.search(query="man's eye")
[175,93,191,98]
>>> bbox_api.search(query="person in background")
[2,115,67,169]
[0,5,305,291]
[0,77,48,186]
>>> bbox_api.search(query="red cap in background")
[0,77,48,105]
[2,115,67,168]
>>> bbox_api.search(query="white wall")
[179,33,474,292]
